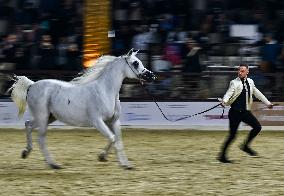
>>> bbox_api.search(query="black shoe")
[217,155,233,163]
[240,144,258,156]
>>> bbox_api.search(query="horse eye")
[132,61,139,69]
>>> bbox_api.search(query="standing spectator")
[278,43,284,72]
[260,33,282,73]
[181,38,202,98]
[182,38,202,73]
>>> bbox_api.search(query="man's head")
[238,64,249,79]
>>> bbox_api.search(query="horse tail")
[8,76,34,118]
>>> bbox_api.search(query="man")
[218,64,274,163]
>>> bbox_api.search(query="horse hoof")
[21,149,29,159]
[98,153,108,162]
[49,164,62,169]
[122,165,134,170]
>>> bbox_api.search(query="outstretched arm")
[253,84,273,108]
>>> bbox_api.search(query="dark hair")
[239,64,249,69]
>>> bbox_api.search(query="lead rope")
[139,82,224,122]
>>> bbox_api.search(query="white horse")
[9,49,155,169]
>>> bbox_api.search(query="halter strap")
[124,57,144,83]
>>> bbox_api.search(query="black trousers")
[221,108,262,156]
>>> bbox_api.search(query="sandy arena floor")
[0,129,283,196]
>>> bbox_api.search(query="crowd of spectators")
[0,0,283,100]
[1,0,284,73]
[0,0,83,70]
[111,0,284,74]
[112,0,284,99]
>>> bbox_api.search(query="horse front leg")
[93,118,131,169]
[98,141,113,162]
[92,119,115,162]
[111,119,132,169]
[97,121,116,162]
[22,120,36,159]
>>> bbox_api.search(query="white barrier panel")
[0,102,228,127]
[1,102,283,129]
[120,102,229,126]
[0,102,64,126]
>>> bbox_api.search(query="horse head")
[124,49,156,82]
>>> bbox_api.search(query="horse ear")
[126,48,134,56]
[133,50,139,56]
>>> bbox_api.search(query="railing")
[0,69,283,101]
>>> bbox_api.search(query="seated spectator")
[148,48,173,97]
[131,25,151,51]
[38,34,56,69]
[66,41,81,70]
[56,36,68,68]
[1,34,18,70]
[164,43,182,70]
[195,23,211,54]
[166,26,188,44]
[151,55,172,72]
[15,46,29,69]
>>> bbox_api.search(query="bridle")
[124,57,149,84]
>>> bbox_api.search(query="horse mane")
[71,55,120,84]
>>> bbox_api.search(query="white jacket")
[223,77,271,110]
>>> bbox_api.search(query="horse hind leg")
[21,120,37,159]
[37,121,61,169]
[32,110,61,169]
[22,114,56,159]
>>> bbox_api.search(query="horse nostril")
[150,73,156,80]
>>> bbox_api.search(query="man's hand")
[267,103,274,109]
[218,98,225,107]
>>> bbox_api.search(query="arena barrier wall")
[0,102,283,130]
